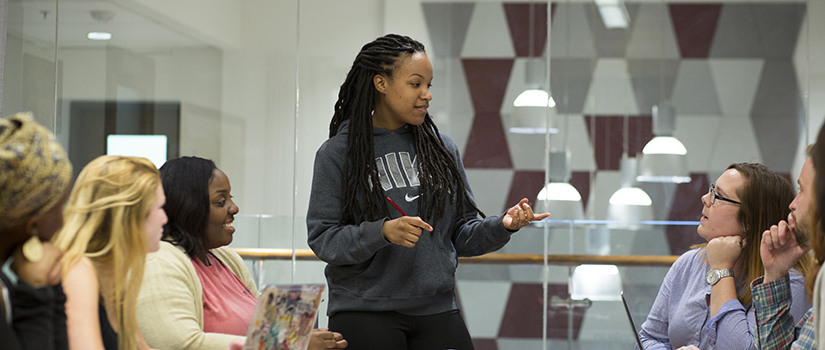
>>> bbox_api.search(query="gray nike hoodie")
[307,120,515,316]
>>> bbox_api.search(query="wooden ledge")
[232,248,678,267]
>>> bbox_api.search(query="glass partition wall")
[3,0,820,348]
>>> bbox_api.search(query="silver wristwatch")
[706,269,734,286]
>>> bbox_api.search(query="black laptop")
[621,291,645,350]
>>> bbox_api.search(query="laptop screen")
[621,291,645,350]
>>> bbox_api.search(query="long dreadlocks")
[329,33,485,225]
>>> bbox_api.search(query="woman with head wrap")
[0,112,72,350]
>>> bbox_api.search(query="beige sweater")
[137,241,258,350]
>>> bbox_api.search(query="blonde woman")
[53,156,166,350]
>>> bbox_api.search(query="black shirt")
[99,299,118,350]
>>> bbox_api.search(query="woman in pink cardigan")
[137,156,346,350]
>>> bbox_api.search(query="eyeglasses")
[709,183,741,205]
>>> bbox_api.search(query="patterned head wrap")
[0,112,72,231]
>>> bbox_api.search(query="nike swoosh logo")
[405,193,420,202]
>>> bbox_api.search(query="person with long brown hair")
[639,163,812,349]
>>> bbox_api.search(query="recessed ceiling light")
[87,32,112,40]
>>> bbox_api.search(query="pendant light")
[536,151,583,220]
[608,157,654,230]
[607,117,653,229]
[514,59,556,108]
[636,7,689,184]
[637,105,690,183]
[571,264,622,301]
[510,1,557,134]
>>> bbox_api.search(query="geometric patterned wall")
[425,0,806,234]
[422,2,807,348]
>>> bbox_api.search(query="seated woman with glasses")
[638,163,813,350]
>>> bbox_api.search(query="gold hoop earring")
[22,236,43,262]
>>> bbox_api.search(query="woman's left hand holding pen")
[382,217,433,248]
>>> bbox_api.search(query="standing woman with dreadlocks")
[307,34,549,349]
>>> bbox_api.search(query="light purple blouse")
[638,248,811,350]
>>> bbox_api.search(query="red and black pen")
[386,196,406,216]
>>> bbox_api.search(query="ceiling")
[7,0,211,52]
[6,0,808,54]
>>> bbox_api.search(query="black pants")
[328,310,475,350]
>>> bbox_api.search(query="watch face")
[706,270,717,285]
[706,269,733,285]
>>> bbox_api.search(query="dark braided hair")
[329,33,485,225]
